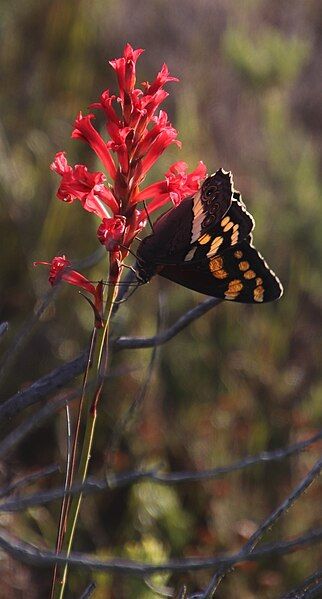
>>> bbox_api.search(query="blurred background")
[0,0,321,597]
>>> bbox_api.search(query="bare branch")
[79,582,96,599]
[198,453,322,598]
[0,526,321,575]
[113,297,222,351]
[0,464,60,499]
[0,287,59,386]
[0,298,221,421]
[0,352,88,421]
[0,248,104,387]
[1,431,321,512]
[0,393,78,459]
[107,290,165,466]
[282,569,322,599]
[0,321,9,341]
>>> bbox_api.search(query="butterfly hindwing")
[159,237,283,303]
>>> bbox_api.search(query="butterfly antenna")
[142,200,155,233]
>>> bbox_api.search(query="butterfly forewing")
[137,169,234,265]
[184,191,255,262]
[190,168,233,243]
[137,167,283,304]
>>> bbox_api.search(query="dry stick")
[0,248,104,387]
[0,286,59,386]
[56,276,119,599]
[197,453,322,599]
[107,289,164,466]
[79,582,96,599]
[281,568,322,599]
[0,322,9,340]
[0,526,321,575]
[305,582,322,599]
[50,330,97,599]
[0,464,60,499]
[1,429,322,512]
[113,297,222,351]
[0,351,88,421]
[0,392,80,460]
[0,366,139,459]
[0,297,221,421]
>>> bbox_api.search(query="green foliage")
[223,27,309,89]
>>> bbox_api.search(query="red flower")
[51,152,119,217]
[97,216,126,250]
[44,43,208,302]
[90,89,121,132]
[34,256,104,326]
[137,161,207,215]
[106,126,132,175]
[72,113,116,179]
[142,63,179,95]
[34,255,95,292]
[109,43,144,102]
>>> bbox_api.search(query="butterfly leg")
[114,281,142,304]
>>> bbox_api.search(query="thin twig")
[79,582,96,599]
[198,453,322,598]
[0,392,79,459]
[0,321,9,341]
[0,351,88,421]
[113,297,222,351]
[0,298,221,421]
[281,569,322,598]
[1,431,321,512]
[107,289,164,465]
[0,287,59,385]
[50,400,74,599]
[0,366,139,458]
[0,526,321,575]
[0,464,60,499]
[0,249,104,387]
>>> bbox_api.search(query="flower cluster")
[36,44,207,321]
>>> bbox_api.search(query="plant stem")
[55,273,119,599]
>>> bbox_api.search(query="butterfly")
[136,169,283,303]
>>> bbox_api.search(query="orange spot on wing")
[199,233,211,245]
[239,261,250,271]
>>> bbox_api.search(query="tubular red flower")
[90,90,120,127]
[106,126,132,174]
[50,152,119,216]
[33,256,96,294]
[97,215,126,251]
[34,256,104,327]
[109,43,144,100]
[137,161,207,216]
[72,112,116,179]
[140,129,181,179]
[142,63,179,96]
[48,44,207,268]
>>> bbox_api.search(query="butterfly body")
[136,169,283,303]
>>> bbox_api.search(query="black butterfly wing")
[137,168,234,265]
[158,236,283,303]
[184,191,255,262]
